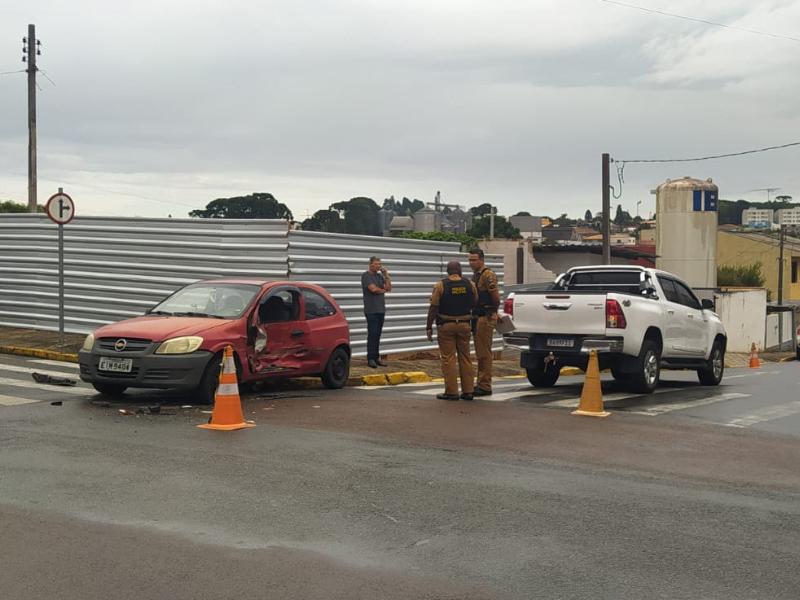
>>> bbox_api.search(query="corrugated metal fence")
[0,214,503,356]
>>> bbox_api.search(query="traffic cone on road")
[572,349,610,418]
[197,345,255,431]
[748,342,761,369]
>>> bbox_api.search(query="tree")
[469,203,494,218]
[397,231,477,251]
[467,215,520,239]
[584,210,593,221]
[331,197,381,236]
[717,263,765,287]
[514,211,532,217]
[553,213,574,227]
[0,200,44,213]
[401,197,425,214]
[301,209,344,232]
[189,193,293,219]
[774,195,793,203]
[613,204,632,226]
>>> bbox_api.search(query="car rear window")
[562,271,642,293]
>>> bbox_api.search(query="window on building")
[793,259,799,284]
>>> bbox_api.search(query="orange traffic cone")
[197,345,255,431]
[572,349,610,418]
[748,342,761,369]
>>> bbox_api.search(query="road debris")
[31,372,76,386]
[118,409,134,416]
[50,400,62,406]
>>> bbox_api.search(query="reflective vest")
[439,277,474,317]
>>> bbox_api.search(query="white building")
[741,208,774,229]
[776,207,800,226]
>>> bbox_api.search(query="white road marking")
[0,364,82,379]
[0,394,39,406]
[628,392,751,416]
[724,372,768,380]
[28,359,80,370]
[722,400,800,428]
[0,376,90,396]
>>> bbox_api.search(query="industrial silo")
[655,176,718,288]
[412,207,440,232]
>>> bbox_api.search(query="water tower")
[655,176,718,288]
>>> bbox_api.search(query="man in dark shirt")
[361,256,392,368]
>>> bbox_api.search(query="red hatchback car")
[78,279,351,403]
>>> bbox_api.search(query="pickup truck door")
[656,277,689,356]
[672,279,707,357]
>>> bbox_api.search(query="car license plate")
[98,357,133,373]
[547,338,574,348]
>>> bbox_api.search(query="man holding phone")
[361,256,392,368]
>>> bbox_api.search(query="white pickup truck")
[502,266,727,393]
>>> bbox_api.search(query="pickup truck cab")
[78,279,351,403]
[503,266,726,393]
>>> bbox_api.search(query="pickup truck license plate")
[547,338,574,348]
[98,357,133,373]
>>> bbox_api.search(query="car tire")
[92,383,127,396]
[630,339,660,394]
[198,353,223,405]
[698,340,725,386]
[526,358,560,388]
[321,347,350,389]
[610,367,631,382]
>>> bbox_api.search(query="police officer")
[468,248,500,396]
[426,261,477,401]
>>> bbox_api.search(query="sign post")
[45,189,75,344]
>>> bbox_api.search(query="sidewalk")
[0,326,792,387]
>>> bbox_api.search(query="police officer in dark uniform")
[468,248,500,396]
[426,261,477,400]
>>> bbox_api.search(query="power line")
[598,0,800,43]
[617,141,800,164]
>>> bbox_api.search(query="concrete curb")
[0,346,79,363]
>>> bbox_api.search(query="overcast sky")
[2,0,800,219]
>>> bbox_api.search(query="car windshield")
[149,283,261,319]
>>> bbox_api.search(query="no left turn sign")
[45,191,75,225]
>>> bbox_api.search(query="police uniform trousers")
[437,320,474,396]
[474,312,497,392]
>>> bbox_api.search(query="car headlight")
[82,333,95,352]
[155,336,204,354]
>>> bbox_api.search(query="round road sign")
[45,192,76,225]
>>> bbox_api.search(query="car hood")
[92,315,234,341]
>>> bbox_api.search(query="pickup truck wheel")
[526,360,560,388]
[631,340,660,394]
[321,347,350,389]
[92,383,127,396]
[697,341,725,386]
[610,368,631,382]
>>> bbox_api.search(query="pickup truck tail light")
[503,296,514,317]
[606,299,627,329]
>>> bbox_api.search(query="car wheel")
[92,383,127,396]
[610,367,631,382]
[526,358,560,388]
[630,339,660,394]
[321,347,350,389]
[698,340,725,386]
[197,353,223,405]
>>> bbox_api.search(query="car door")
[672,279,707,357]
[656,276,686,356]
[250,287,312,375]
[300,287,340,373]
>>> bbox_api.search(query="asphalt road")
[1,354,799,599]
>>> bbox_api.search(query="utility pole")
[489,206,495,240]
[23,24,40,212]
[602,153,611,264]
[778,225,785,305]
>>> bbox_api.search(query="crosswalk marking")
[29,359,80,370]
[0,364,82,379]
[723,400,800,428]
[0,394,40,406]
[628,392,751,416]
[0,376,90,396]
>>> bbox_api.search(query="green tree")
[717,263,765,287]
[401,197,425,214]
[467,215,520,239]
[189,192,293,219]
[613,204,632,226]
[553,213,574,227]
[301,209,344,232]
[584,210,593,221]
[0,200,44,213]
[331,197,381,235]
[397,231,477,251]
[514,211,532,217]
[469,203,494,218]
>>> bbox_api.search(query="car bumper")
[78,349,213,390]
[505,334,624,354]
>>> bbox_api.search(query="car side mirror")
[701,299,714,310]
